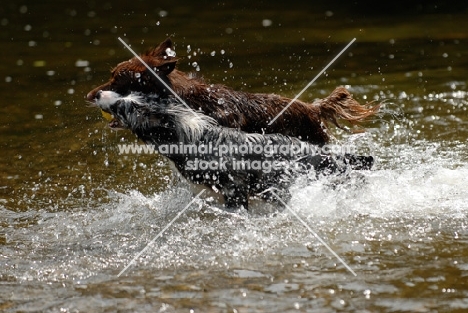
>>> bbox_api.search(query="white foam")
[6,138,468,281]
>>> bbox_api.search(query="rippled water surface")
[1,1,468,312]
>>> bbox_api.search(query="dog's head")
[94,90,215,144]
[93,90,154,130]
[86,38,179,102]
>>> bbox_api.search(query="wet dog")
[93,91,373,210]
[86,38,379,145]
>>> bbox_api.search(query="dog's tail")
[317,87,379,130]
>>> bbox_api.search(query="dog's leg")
[222,182,249,211]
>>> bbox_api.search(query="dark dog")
[86,38,379,145]
[93,91,373,210]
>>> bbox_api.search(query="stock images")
[2,1,468,312]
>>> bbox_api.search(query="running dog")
[86,38,379,145]
[92,91,373,210]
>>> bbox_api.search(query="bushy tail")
[318,87,379,129]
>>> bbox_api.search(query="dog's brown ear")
[144,38,179,74]
[146,38,176,58]
[154,60,177,75]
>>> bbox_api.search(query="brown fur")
[86,38,379,145]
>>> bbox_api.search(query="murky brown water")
[1,1,468,312]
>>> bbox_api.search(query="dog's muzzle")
[93,90,126,129]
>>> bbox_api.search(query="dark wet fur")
[95,91,373,210]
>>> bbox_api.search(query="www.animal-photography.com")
[1,1,468,312]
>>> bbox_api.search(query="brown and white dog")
[86,38,378,145]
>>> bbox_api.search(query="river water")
[1,1,468,312]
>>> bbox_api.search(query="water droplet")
[75,60,90,67]
[262,19,272,27]
[159,10,168,17]
[54,100,62,106]
[165,47,176,57]
[24,24,32,31]
[35,114,43,120]
[218,98,225,105]
[229,62,233,68]
[364,289,371,299]
[5,76,12,83]
[19,5,27,14]
[192,62,198,68]
[46,70,55,76]
[33,60,46,67]
[210,51,216,56]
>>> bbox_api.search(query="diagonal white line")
[117,37,200,119]
[270,191,357,276]
[117,189,205,277]
[268,38,357,126]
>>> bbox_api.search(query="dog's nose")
[85,91,95,101]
